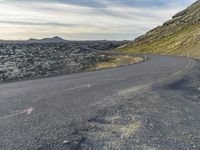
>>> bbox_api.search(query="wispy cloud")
[0,0,196,40]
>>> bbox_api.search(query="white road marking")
[0,108,33,120]
[185,65,190,69]
[171,71,182,77]
[118,84,151,96]
[65,84,91,92]
[185,60,192,69]
[198,87,200,91]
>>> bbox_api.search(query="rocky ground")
[0,41,127,82]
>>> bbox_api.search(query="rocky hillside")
[119,0,200,59]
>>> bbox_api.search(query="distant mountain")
[119,0,200,59]
[0,40,25,43]
[0,36,67,43]
[27,36,66,43]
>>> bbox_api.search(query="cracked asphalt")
[0,55,200,150]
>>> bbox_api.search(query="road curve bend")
[0,55,200,150]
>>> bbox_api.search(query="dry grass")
[88,115,142,148]
[93,55,143,70]
[116,23,200,59]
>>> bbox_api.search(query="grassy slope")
[117,1,200,59]
[91,55,143,70]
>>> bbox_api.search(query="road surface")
[0,55,200,150]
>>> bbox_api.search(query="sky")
[0,0,197,40]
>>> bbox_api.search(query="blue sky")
[0,0,196,40]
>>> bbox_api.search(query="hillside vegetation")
[118,0,200,59]
[92,55,143,70]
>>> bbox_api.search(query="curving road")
[0,55,200,150]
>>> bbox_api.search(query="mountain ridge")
[0,36,67,43]
[27,36,66,43]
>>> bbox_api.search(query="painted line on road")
[171,71,182,77]
[118,84,151,96]
[185,60,192,69]
[65,84,91,92]
[0,108,34,120]
[185,65,190,69]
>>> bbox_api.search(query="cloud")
[0,0,197,40]
[0,20,80,27]
[1,0,107,8]
[2,0,195,8]
[105,0,196,8]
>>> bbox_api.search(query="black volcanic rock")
[0,40,129,82]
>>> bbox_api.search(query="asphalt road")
[0,55,200,150]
